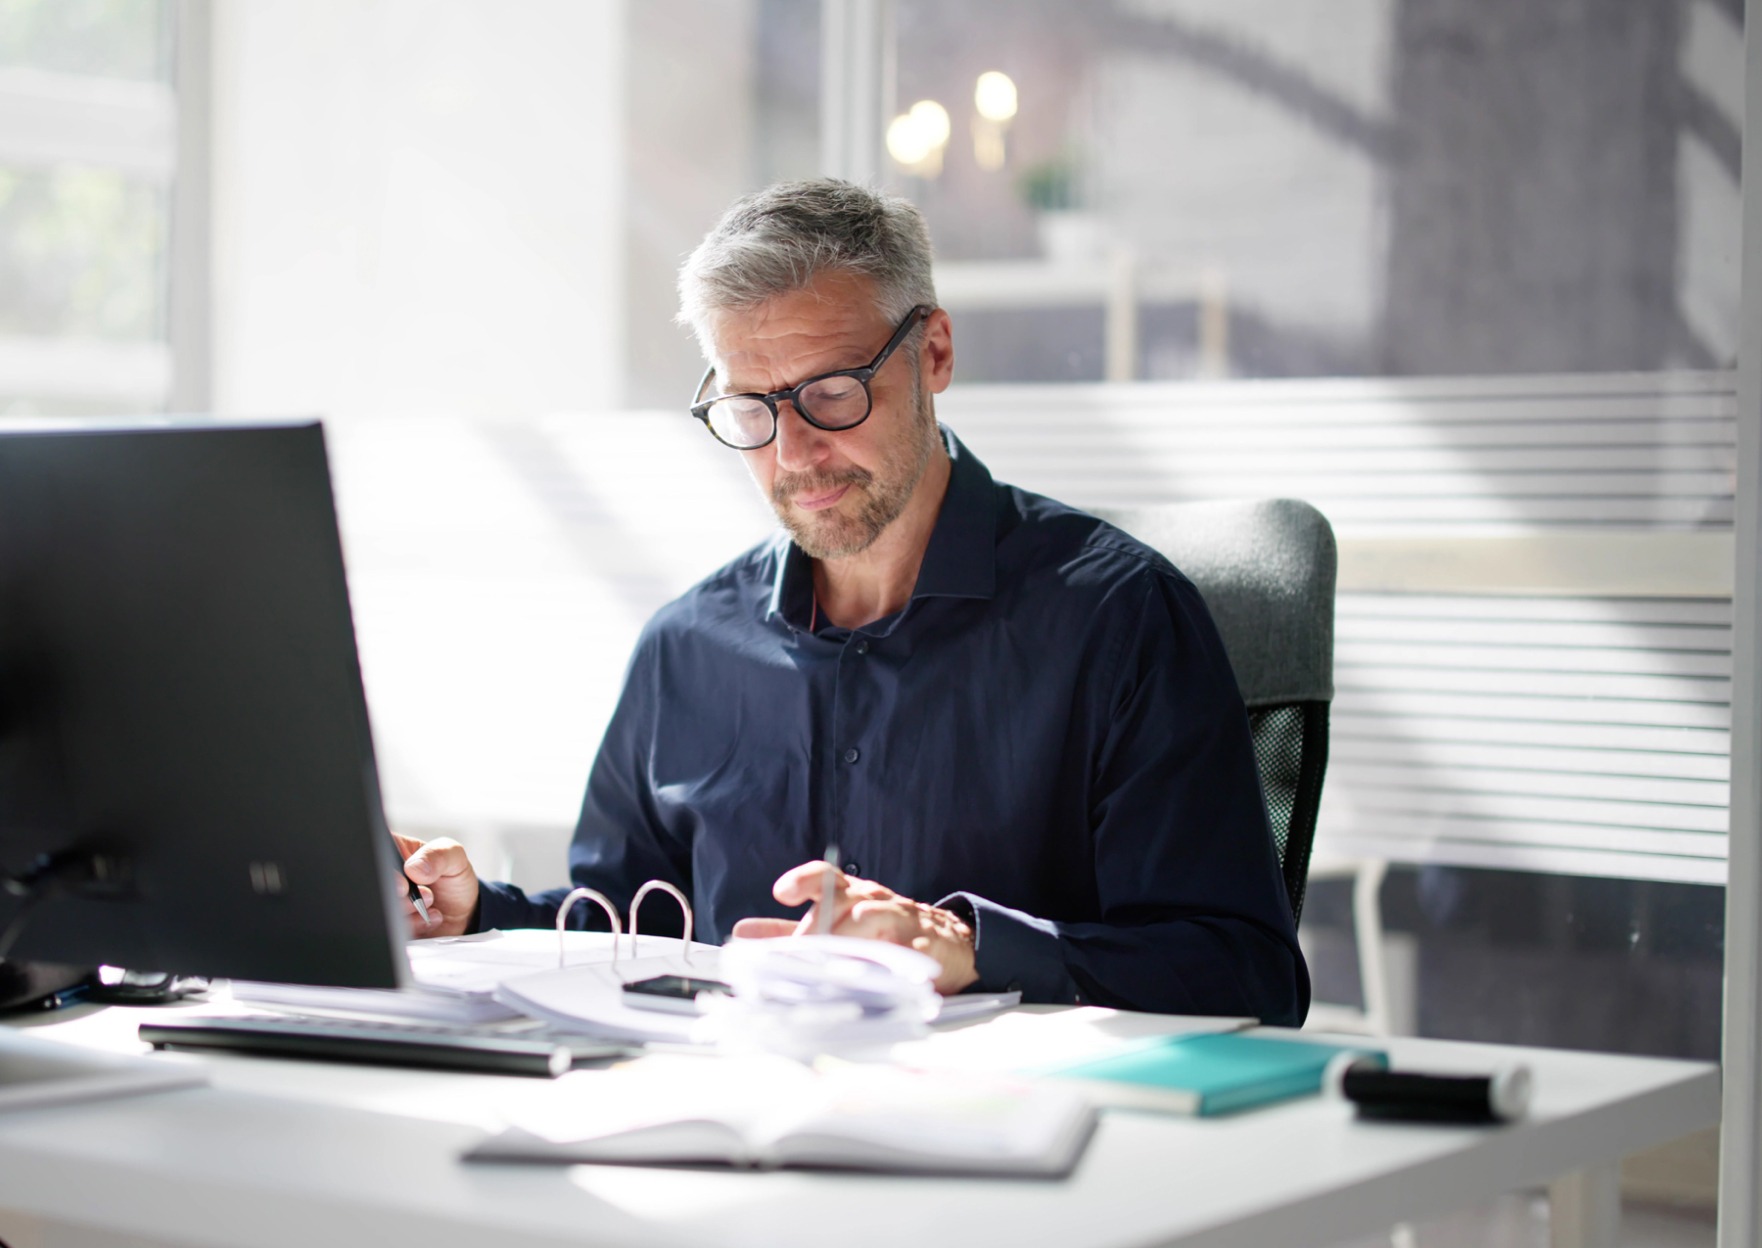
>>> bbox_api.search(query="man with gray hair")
[402,179,1307,1023]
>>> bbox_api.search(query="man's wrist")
[942,895,978,947]
[933,896,980,993]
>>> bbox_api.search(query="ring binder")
[554,880,698,973]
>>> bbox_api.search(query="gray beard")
[771,388,936,561]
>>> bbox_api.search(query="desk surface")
[0,999,1720,1248]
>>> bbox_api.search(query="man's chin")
[779,508,875,561]
[786,522,869,561]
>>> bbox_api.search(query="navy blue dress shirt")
[477,428,1309,1024]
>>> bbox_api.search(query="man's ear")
[922,307,955,394]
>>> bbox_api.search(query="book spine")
[1056,1076,1201,1115]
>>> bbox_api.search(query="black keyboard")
[139,1015,631,1078]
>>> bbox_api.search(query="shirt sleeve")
[474,629,691,936]
[940,569,1310,1026]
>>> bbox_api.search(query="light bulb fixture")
[910,99,951,149]
[887,114,933,166]
[974,71,1018,123]
[887,98,952,177]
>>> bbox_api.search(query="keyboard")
[139,1015,632,1078]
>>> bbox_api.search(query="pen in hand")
[817,843,840,935]
[403,865,432,925]
[785,844,843,937]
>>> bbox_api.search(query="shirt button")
[844,861,861,876]
[854,639,869,655]
[842,747,860,764]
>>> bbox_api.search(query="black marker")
[1331,1057,1531,1124]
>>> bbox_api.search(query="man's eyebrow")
[719,356,865,397]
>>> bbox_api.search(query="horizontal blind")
[936,372,1736,530]
[1324,594,1730,883]
[938,371,1738,884]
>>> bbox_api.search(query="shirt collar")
[765,424,998,628]
[911,426,998,601]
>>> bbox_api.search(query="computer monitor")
[0,421,408,995]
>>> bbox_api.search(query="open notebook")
[465,1053,1096,1177]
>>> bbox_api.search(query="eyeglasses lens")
[796,376,871,428]
[708,398,777,449]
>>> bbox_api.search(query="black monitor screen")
[0,422,406,988]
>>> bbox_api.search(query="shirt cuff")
[937,891,1077,1004]
[474,879,544,933]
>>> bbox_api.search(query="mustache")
[772,467,872,505]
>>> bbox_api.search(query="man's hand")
[392,833,479,939]
[730,862,979,995]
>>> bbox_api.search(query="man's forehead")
[705,284,890,381]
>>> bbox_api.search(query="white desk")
[0,1000,1719,1248]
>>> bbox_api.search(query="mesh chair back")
[1092,500,1336,925]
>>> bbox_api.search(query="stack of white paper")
[234,929,715,1025]
[490,935,1018,1046]
[493,944,725,1044]
[232,927,1021,1043]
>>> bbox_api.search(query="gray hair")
[676,179,937,353]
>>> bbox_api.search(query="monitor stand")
[0,1028,207,1113]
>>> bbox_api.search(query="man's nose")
[772,401,829,471]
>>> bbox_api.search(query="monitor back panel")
[0,422,406,988]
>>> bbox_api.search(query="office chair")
[1092,500,1336,926]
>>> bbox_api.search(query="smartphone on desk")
[621,973,732,1014]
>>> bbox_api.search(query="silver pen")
[818,843,840,935]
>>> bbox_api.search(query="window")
[0,0,182,416]
[888,0,1741,383]
[622,0,822,408]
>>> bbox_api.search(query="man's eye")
[811,380,862,403]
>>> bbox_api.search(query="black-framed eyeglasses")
[688,305,932,450]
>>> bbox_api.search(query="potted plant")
[1016,152,1103,262]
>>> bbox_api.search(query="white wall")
[202,0,647,867]
[209,0,625,419]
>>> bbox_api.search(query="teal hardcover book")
[1036,1032,1386,1117]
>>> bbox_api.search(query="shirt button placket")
[834,636,867,876]
[841,639,866,765]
